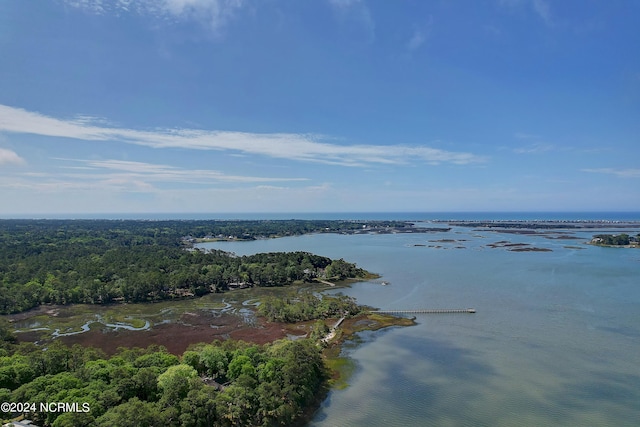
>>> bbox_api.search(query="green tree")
[96,397,167,427]
[215,384,258,426]
[178,386,218,427]
[132,367,160,401]
[52,411,95,427]
[157,364,198,406]
[198,345,229,379]
[0,319,17,349]
[227,355,255,381]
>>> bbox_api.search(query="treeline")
[258,293,360,323]
[592,233,640,246]
[0,329,327,426]
[0,220,368,314]
[0,219,409,244]
[182,219,410,239]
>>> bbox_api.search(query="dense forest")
[0,220,381,426]
[0,220,370,314]
[0,321,328,426]
[258,293,361,323]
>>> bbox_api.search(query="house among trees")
[3,420,40,427]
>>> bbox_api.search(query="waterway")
[199,221,640,426]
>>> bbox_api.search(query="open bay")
[200,220,640,426]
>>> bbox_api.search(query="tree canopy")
[1,338,328,427]
[0,220,369,314]
[591,233,639,246]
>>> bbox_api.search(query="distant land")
[437,219,640,230]
[1,211,640,222]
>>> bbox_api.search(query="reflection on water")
[12,294,245,339]
[26,315,152,337]
[11,282,305,341]
[201,227,640,426]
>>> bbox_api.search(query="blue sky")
[1,0,639,215]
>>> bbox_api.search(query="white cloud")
[63,0,244,32]
[497,0,523,6]
[2,177,159,195]
[514,132,540,139]
[328,0,358,7]
[582,168,640,178]
[513,143,554,154]
[0,148,25,165]
[512,133,555,154]
[161,0,244,32]
[1,158,307,197]
[483,25,502,36]
[0,104,486,167]
[407,30,426,51]
[531,0,552,25]
[328,0,375,43]
[63,158,309,184]
[497,0,553,26]
[406,16,433,52]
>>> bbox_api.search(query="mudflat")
[14,309,307,355]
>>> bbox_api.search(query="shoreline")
[7,277,407,358]
[8,298,414,426]
[320,312,416,388]
[588,243,639,249]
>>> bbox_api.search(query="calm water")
[200,221,640,426]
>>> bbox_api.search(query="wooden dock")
[373,308,476,314]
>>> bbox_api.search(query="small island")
[589,233,640,248]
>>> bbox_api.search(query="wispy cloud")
[406,16,433,52]
[497,0,553,26]
[407,29,426,51]
[0,104,486,167]
[2,158,307,195]
[59,158,309,184]
[0,148,25,166]
[63,0,244,32]
[582,168,640,178]
[514,132,540,140]
[531,0,552,25]
[483,25,502,36]
[328,0,375,43]
[513,143,555,154]
[512,132,555,154]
